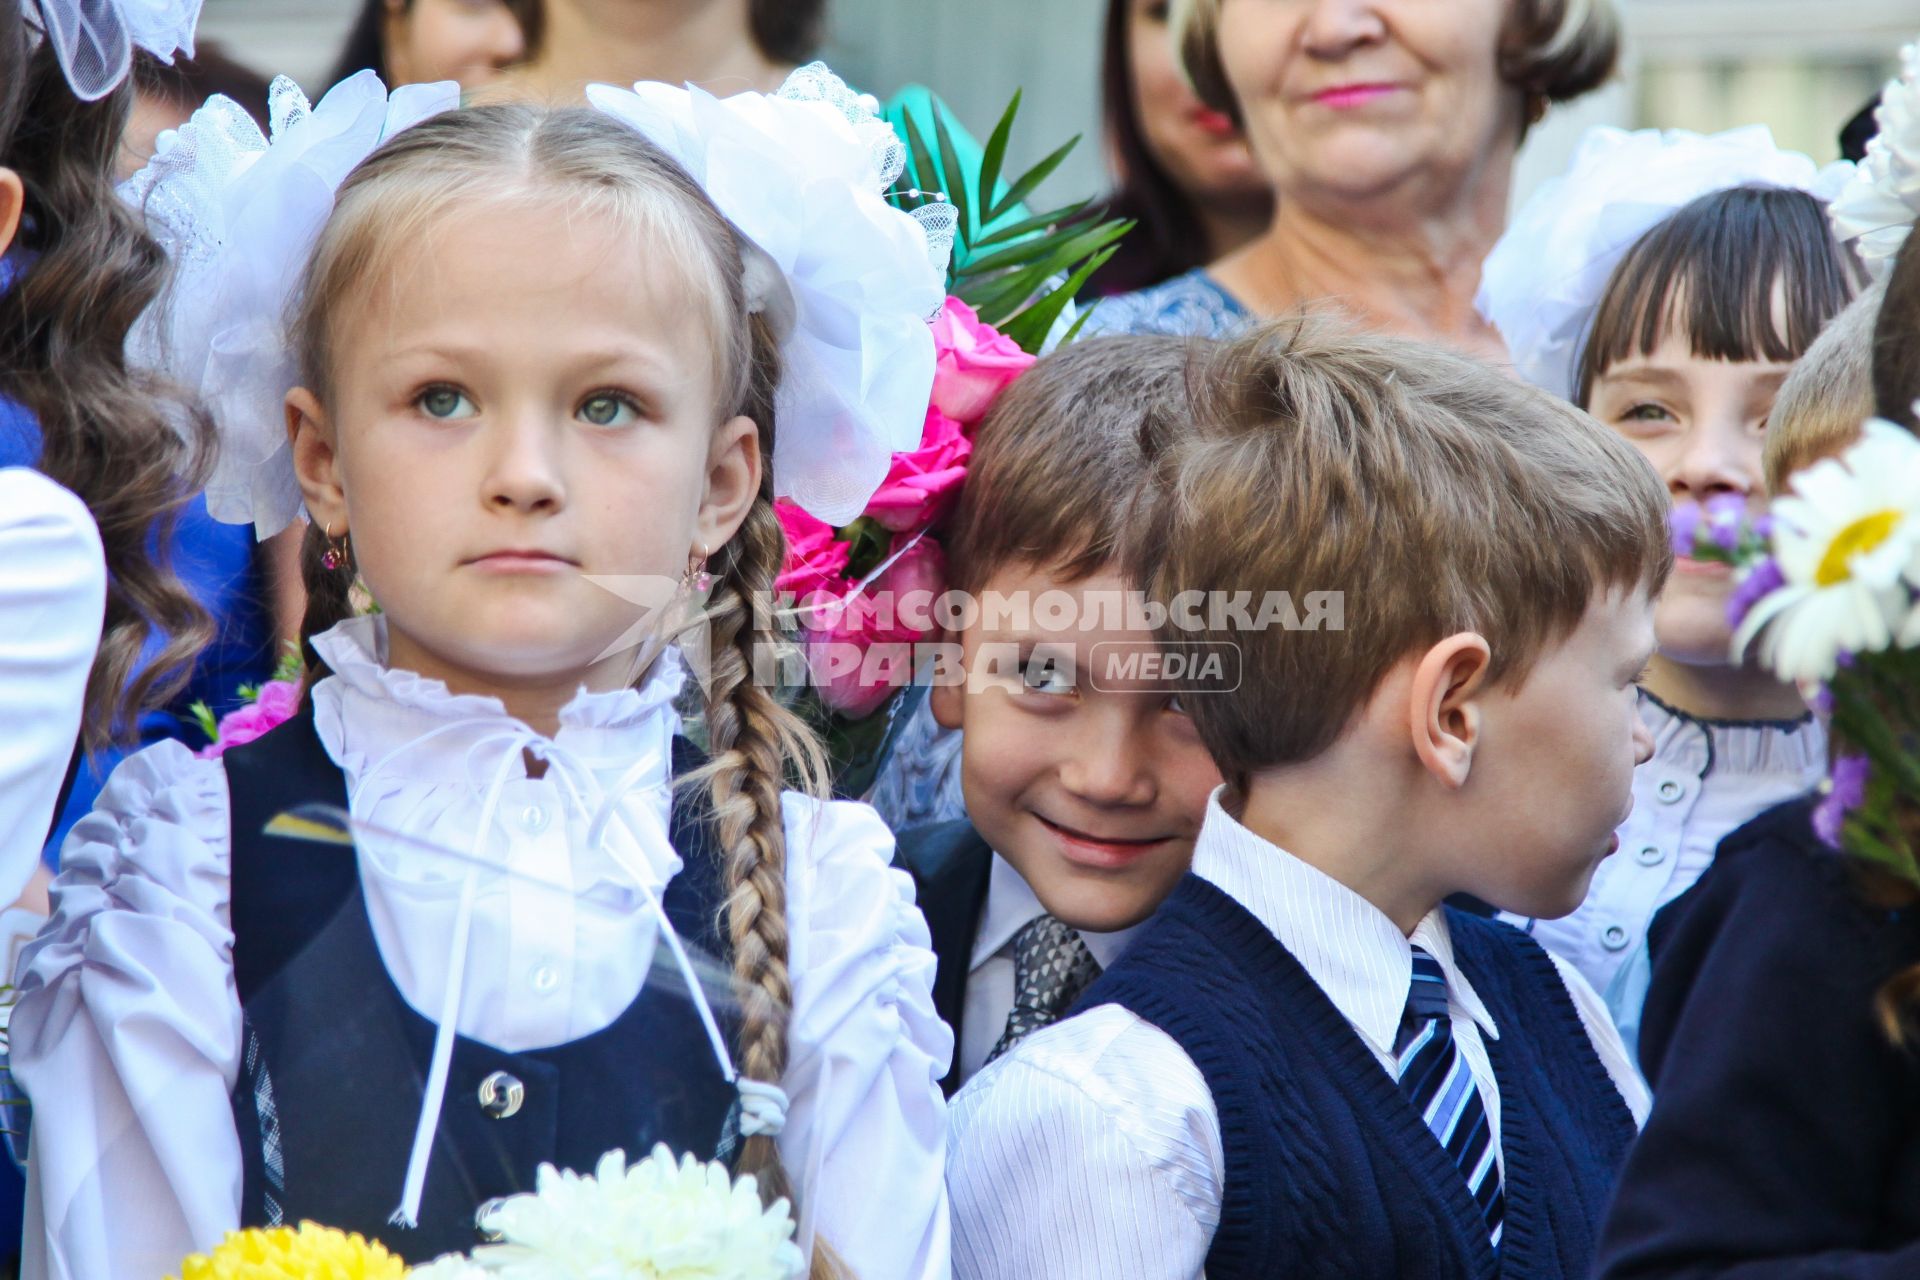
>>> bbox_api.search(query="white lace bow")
[26,0,202,101]
[589,63,951,525]
[1478,125,1853,402]
[122,71,462,538]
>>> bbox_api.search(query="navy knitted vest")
[1082,873,1635,1280]
[222,706,740,1262]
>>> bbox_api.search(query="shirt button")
[477,1070,525,1119]
[1601,924,1630,952]
[529,962,559,994]
[1657,779,1685,804]
[1636,844,1665,866]
[520,804,549,833]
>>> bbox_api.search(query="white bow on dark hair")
[24,0,203,101]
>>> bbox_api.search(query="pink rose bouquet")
[777,299,1034,720]
[190,643,306,759]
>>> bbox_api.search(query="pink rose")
[806,541,948,718]
[865,410,972,533]
[775,501,852,598]
[929,297,1034,425]
[196,679,302,759]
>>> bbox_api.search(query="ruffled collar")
[314,614,684,729]
[1639,688,1826,782]
[310,615,687,789]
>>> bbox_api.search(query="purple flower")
[1705,494,1748,553]
[1668,504,1703,558]
[1811,753,1870,849]
[1808,683,1835,716]
[1725,556,1785,631]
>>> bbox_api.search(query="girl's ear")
[0,168,24,258]
[1408,631,1491,789]
[695,414,763,554]
[288,386,348,532]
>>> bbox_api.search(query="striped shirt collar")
[1190,787,1500,1058]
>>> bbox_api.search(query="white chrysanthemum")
[454,1145,804,1280]
[1735,421,1920,681]
[408,1257,490,1279]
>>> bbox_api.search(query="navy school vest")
[1078,873,1636,1280]
[222,705,741,1262]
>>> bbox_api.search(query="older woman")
[329,0,539,92]
[1090,0,1619,354]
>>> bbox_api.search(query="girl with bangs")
[1480,135,1861,1055]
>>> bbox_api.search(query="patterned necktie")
[1395,945,1506,1249]
[986,913,1102,1065]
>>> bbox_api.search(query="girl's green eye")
[579,394,640,428]
[1622,403,1674,423]
[419,387,475,420]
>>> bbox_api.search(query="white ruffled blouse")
[10,616,953,1280]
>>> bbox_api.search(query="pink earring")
[321,522,349,572]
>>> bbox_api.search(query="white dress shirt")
[0,470,103,908]
[1514,692,1825,1054]
[957,852,1140,1083]
[948,789,1649,1280]
[11,615,953,1280]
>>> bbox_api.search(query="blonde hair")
[1765,278,1884,494]
[288,103,837,1269]
[1125,317,1670,787]
[1172,0,1620,129]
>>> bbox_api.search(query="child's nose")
[1059,726,1156,807]
[484,416,564,512]
[1631,714,1655,767]
[484,8,527,67]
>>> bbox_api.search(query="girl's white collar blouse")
[9,616,952,1280]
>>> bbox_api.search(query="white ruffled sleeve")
[0,470,104,904]
[9,741,244,1280]
[779,794,952,1280]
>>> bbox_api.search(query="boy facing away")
[894,333,1223,1093]
[949,320,1666,1280]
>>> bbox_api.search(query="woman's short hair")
[1173,0,1621,126]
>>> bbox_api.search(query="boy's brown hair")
[1126,319,1672,785]
[1764,279,1884,493]
[947,333,1198,594]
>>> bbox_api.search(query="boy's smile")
[932,565,1222,933]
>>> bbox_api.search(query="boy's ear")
[0,169,24,258]
[929,626,964,730]
[288,387,347,533]
[1408,631,1491,789]
[695,415,762,555]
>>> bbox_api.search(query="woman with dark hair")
[329,0,539,91]
[500,0,823,99]
[1085,0,1271,299]
[1090,0,1622,352]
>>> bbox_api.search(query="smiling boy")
[893,334,1222,1092]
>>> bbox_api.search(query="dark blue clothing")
[1597,799,1920,1278]
[891,819,993,1097]
[221,706,742,1263]
[0,408,273,859]
[1080,873,1636,1280]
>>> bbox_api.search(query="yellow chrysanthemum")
[172,1222,408,1280]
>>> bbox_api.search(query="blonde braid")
[693,488,841,1277]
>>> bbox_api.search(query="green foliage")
[893,91,1131,354]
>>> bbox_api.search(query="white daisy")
[1734,420,1920,682]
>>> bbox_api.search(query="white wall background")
[198,0,1920,214]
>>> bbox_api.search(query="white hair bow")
[25,0,203,101]
[589,63,952,526]
[1478,125,1853,402]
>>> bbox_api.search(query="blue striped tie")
[1394,945,1505,1248]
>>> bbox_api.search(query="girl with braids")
[12,69,951,1279]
